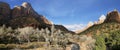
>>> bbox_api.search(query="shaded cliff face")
[0,2,51,26]
[0,2,11,25]
[0,2,10,17]
[104,10,120,23]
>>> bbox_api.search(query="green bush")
[0,44,6,48]
[94,36,106,50]
[106,30,120,50]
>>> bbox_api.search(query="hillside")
[79,10,120,35]
[79,10,120,50]
[80,22,120,35]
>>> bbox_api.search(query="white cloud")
[63,24,86,31]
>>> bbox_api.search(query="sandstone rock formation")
[104,10,120,23]
[0,2,73,33]
[95,15,106,24]
[12,2,51,25]
[12,6,24,18]
[87,21,94,27]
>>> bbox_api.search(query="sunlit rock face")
[12,6,25,18]
[22,2,52,25]
[12,2,52,25]
[22,2,31,8]
[75,21,94,33]
[87,21,94,27]
[21,2,37,17]
[38,16,52,25]
[12,2,37,18]
[94,15,106,24]
[104,10,120,23]
[99,15,106,23]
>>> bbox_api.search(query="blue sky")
[0,0,120,31]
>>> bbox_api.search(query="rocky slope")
[0,2,72,33]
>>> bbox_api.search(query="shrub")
[94,36,106,50]
[0,25,82,49]
[0,44,6,48]
[106,30,120,50]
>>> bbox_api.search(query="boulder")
[71,43,80,50]
[66,43,80,50]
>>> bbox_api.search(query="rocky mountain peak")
[0,1,52,26]
[0,2,73,33]
[14,6,21,9]
[11,2,52,25]
[22,2,31,8]
[104,10,120,23]
[94,15,106,24]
